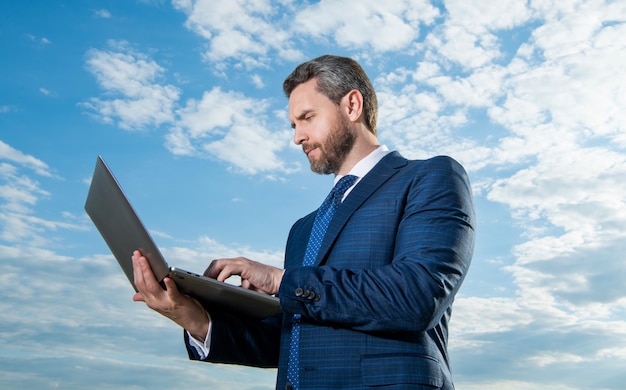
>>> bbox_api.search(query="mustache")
[302,142,321,155]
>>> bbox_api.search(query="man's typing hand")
[205,257,285,296]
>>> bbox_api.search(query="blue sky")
[1,1,625,389]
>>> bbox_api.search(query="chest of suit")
[286,167,414,270]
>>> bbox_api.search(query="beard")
[305,113,356,175]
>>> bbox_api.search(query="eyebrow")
[291,109,313,129]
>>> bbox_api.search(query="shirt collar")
[334,145,390,186]
[334,145,390,201]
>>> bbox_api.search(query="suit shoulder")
[404,155,467,176]
[386,151,462,169]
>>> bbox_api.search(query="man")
[132,54,475,389]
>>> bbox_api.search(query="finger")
[135,256,165,298]
[132,292,145,302]
[205,258,234,279]
[206,260,233,281]
[204,259,219,278]
[162,277,179,296]
[132,254,147,290]
[218,263,242,282]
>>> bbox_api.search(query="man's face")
[288,79,355,175]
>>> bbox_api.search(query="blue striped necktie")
[286,174,358,390]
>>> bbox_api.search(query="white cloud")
[514,19,626,145]
[172,0,302,66]
[82,41,181,130]
[527,351,587,367]
[429,65,507,107]
[452,296,533,337]
[27,34,52,45]
[94,9,112,18]
[166,87,294,174]
[425,23,502,69]
[456,380,579,390]
[488,144,626,242]
[375,0,626,258]
[0,141,51,176]
[164,235,284,273]
[421,0,532,69]
[0,143,86,245]
[479,4,626,325]
[172,0,442,67]
[5,0,626,387]
[0,141,281,388]
[370,5,626,387]
[375,84,494,169]
[293,0,440,52]
[83,43,296,175]
[0,171,46,212]
[445,0,532,32]
[250,74,264,89]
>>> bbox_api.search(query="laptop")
[84,155,281,319]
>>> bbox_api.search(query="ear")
[342,89,364,123]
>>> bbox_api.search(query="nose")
[293,125,307,145]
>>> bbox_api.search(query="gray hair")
[283,55,378,135]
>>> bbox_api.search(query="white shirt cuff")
[186,312,212,359]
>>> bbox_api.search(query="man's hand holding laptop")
[131,250,209,341]
[131,249,284,342]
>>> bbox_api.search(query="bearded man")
[132,54,475,390]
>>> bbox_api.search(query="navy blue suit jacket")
[187,152,475,389]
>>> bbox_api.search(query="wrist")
[187,317,209,342]
[183,301,210,341]
[274,268,286,295]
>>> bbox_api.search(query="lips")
[303,144,318,156]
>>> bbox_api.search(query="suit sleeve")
[278,156,475,333]
[185,310,281,368]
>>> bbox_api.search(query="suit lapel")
[313,152,407,266]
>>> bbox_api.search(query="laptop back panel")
[84,156,281,319]
[85,156,171,288]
